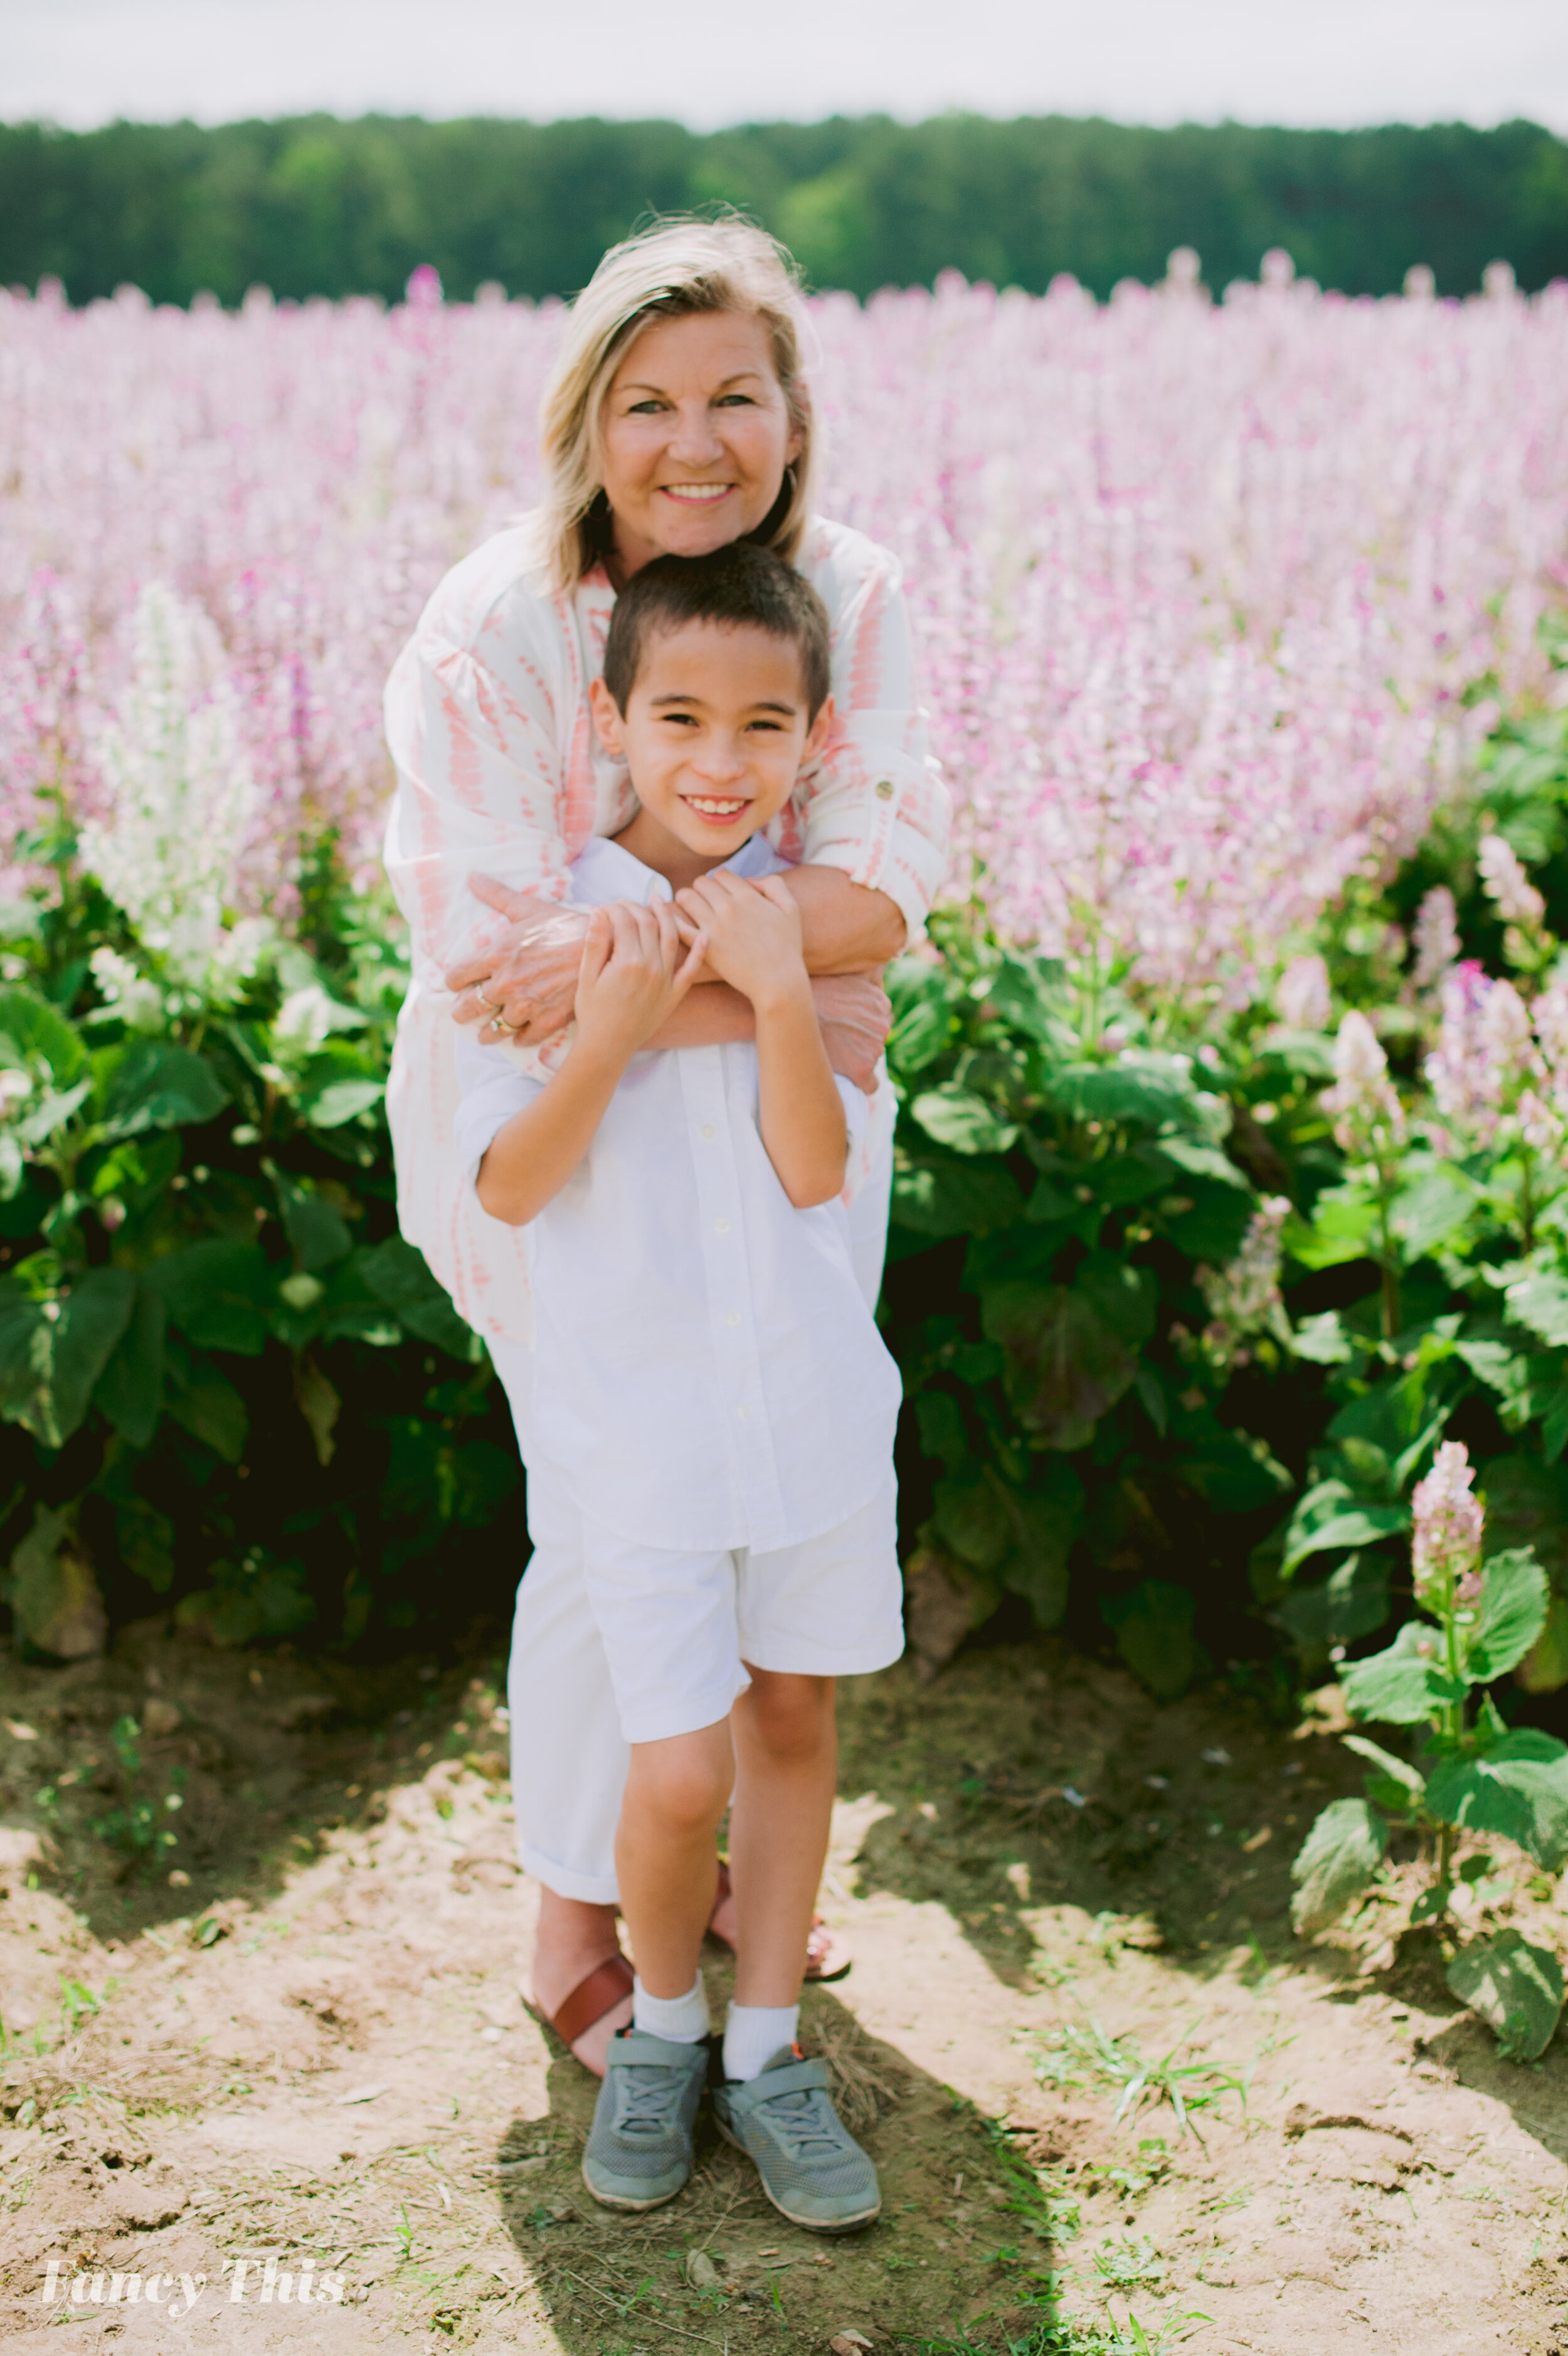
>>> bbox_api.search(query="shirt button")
[701,1122,716,1140]
[736,1404,750,1421]
[874,777,895,800]
[714,1217,731,1235]
[726,1311,741,1327]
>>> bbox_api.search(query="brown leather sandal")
[523,1953,635,2051]
[707,1861,852,1983]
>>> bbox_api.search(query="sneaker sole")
[580,2160,689,2214]
[713,2114,882,2234]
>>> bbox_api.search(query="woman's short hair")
[534,216,817,596]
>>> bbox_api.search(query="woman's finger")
[578,905,613,989]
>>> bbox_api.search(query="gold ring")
[475,987,502,1016]
[488,1012,518,1036]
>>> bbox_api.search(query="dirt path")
[3,1623,1567,2353]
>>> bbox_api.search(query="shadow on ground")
[497,1981,1059,2355]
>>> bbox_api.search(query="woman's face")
[598,310,802,583]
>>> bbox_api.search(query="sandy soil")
[3,1623,1567,2353]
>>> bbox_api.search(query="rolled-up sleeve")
[793,534,950,943]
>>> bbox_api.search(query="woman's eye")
[716,393,756,408]
[625,398,665,415]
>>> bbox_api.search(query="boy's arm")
[679,870,848,1211]
[475,899,706,1228]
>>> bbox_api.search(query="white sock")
[723,2000,799,2083]
[632,1973,709,2044]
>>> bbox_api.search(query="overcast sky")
[4,0,1565,134]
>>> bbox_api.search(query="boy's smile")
[590,619,832,893]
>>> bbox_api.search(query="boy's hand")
[675,872,809,1010]
[574,899,707,1061]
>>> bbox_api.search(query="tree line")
[2,111,1565,307]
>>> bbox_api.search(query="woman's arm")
[447,865,902,1039]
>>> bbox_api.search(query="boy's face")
[590,619,831,870]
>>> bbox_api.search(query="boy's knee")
[742,1670,835,1761]
[627,1733,731,1833]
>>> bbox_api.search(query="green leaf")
[1050,1054,1204,1133]
[980,1253,1155,1451]
[1101,1578,1199,1700]
[8,1505,105,1659]
[1393,1165,1475,1260]
[909,1085,1019,1157]
[1467,1549,1548,1681]
[1156,1134,1250,1191]
[1446,1933,1564,2061]
[1426,1731,1568,1870]
[1285,1183,1380,1270]
[146,1239,272,1356]
[933,1472,1011,1574]
[165,1358,249,1463]
[300,1075,384,1128]
[914,1389,969,1478]
[358,1238,481,1360]
[886,992,954,1076]
[1290,1798,1389,1936]
[0,987,85,1083]
[1505,1269,1568,1350]
[989,1461,1083,1632]
[1340,1619,1465,1725]
[93,1280,166,1447]
[97,1039,228,1137]
[1281,1504,1410,1578]
[1341,1733,1426,1803]
[1163,1180,1254,1265]
[115,1497,176,1593]
[47,1268,137,1445]
[1276,1555,1391,1655]
[891,1157,1025,1238]
[0,1281,49,1430]
[277,1177,353,1271]
[1518,1596,1568,1696]
[1292,1310,1355,1365]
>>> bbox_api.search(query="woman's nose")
[666,398,723,466]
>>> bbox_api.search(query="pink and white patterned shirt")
[382,512,949,1340]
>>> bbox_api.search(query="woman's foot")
[523,1891,634,2076]
[707,1862,852,1983]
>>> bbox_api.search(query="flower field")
[4,260,1567,989]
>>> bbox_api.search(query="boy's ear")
[588,676,625,756]
[802,693,835,768]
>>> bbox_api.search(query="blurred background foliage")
[2,110,1565,307]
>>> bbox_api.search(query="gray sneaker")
[712,2047,881,2233]
[581,2029,709,2212]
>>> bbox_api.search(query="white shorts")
[523,1463,904,1748]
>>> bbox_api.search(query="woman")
[383,217,949,2074]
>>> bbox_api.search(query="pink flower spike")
[1410,1440,1484,1611]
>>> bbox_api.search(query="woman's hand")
[445,878,590,1043]
[812,973,893,1093]
[574,901,708,1061]
[675,872,810,1011]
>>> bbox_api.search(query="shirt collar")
[570,829,785,908]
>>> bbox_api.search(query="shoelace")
[753,2084,847,2160]
[615,2066,691,2136]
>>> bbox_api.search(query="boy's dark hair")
[602,543,831,720]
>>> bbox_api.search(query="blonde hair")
[535,216,817,595]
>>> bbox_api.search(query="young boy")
[453,544,903,2232]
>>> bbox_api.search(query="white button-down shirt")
[453,834,903,1554]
